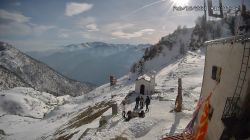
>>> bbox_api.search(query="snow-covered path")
[137,51,205,139]
[78,51,205,139]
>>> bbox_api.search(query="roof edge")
[205,35,250,46]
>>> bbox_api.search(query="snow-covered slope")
[0,50,204,140]
[131,16,233,76]
[143,28,193,73]
[0,42,94,96]
[0,87,69,119]
[77,51,205,140]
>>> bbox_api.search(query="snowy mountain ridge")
[63,42,150,50]
[0,42,94,96]
[28,43,150,85]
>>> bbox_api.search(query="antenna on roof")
[203,0,207,21]
[207,0,224,18]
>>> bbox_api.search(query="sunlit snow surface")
[0,50,204,140]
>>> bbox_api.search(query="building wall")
[150,75,156,92]
[197,40,250,140]
[242,79,250,117]
[135,79,154,95]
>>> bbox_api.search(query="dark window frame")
[208,104,214,120]
[212,66,222,82]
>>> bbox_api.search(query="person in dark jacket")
[139,110,145,118]
[135,96,140,110]
[145,96,151,112]
[121,100,126,118]
[140,96,144,109]
[126,110,132,121]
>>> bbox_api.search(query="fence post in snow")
[112,103,118,116]
[175,78,182,112]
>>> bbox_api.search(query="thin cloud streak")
[112,28,155,39]
[0,9,30,23]
[122,0,166,18]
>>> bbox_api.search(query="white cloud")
[0,9,55,37]
[80,32,91,39]
[65,2,93,16]
[86,23,99,32]
[76,17,99,32]
[112,28,155,39]
[57,29,71,38]
[58,33,69,38]
[78,17,95,25]
[0,9,30,23]
[104,22,134,31]
[0,23,55,37]
[31,24,56,36]
[77,17,95,29]
[0,22,32,36]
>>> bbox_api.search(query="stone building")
[135,74,155,95]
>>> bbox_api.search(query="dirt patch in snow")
[54,100,113,139]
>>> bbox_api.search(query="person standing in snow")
[139,110,145,118]
[135,96,140,110]
[140,96,144,109]
[126,110,132,121]
[145,96,151,112]
[121,100,126,118]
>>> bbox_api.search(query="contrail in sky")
[122,0,167,18]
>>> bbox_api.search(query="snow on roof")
[137,74,151,81]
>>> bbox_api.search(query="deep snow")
[0,50,204,140]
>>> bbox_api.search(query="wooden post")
[110,75,114,86]
[112,103,118,116]
[110,75,117,86]
[175,78,183,112]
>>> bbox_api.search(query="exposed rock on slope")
[0,65,30,90]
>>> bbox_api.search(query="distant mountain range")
[28,42,150,85]
[0,42,94,96]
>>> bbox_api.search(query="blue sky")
[0,0,247,51]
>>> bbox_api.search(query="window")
[208,104,214,120]
[212,66,222,82]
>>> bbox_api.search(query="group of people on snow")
[121,95,151,121]
[135,96,150,111]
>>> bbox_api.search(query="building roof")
[137,74,151,82]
